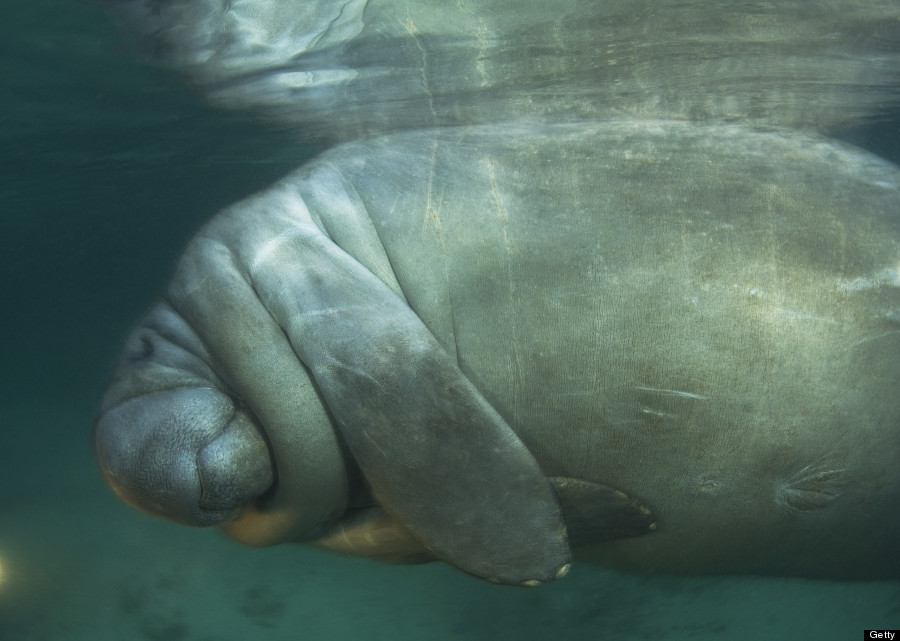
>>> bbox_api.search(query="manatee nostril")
[197,410,275,513]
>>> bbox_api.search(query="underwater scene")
[2,1,899,639]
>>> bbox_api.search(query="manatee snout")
[95,307,275,528]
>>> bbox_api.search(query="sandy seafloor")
[1,2,898,640]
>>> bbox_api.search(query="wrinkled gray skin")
[96,1,900,584]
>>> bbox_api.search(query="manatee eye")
[124,333,154,364]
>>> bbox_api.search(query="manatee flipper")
[310,479,658,565]
[168,200,571,586]
[550,477,658,547]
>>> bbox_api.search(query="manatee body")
[96,0,900,586]
[96,120,900,582]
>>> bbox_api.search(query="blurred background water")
[1,1,898,640]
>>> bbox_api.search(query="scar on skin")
[635,386,709,401]
[776,464,850,512]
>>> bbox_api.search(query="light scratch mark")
[850,329,900,349]
[640,408,676,418]
[402,15,436,122]
[771,307,841,326]
[635,386,709,401]
[486,156,523,425]
[421,142,441,234]
[456,0,490,86]
[361,428,388,459]
[486,157,508,222]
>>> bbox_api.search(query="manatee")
[94,0,900,584]
[96,120,900,583]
